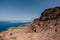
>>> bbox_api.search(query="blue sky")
[0,0,60,21]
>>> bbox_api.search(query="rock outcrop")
[31,7,60,32]
[0,7,60,40]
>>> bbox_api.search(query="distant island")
[0,20,32,32]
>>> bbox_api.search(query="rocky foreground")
[0,7,60,40]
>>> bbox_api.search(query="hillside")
[0,7,60,40]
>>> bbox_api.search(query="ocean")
[0,21,32,32]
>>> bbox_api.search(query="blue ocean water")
[0,21,32,32]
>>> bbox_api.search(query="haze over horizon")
[0,0,60,21]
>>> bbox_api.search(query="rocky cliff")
[0,7,60,40]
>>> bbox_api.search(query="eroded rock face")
[40,7,60,21]
[31,7,60,32]
[0,7,60,40]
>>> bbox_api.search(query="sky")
[0,0,60,21]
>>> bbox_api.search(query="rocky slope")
[0,7,60,40]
